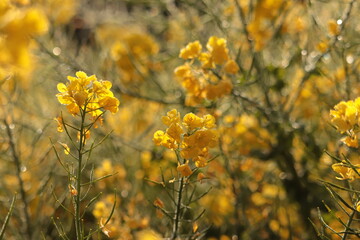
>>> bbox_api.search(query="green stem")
[342,209,355,240]
[4,119,32,240]
[0,194,17,240]
[74,109,86,240]
[171,176,184,240]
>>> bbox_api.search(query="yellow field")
[0,0,359,239]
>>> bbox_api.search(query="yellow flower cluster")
[200,188,234,226]
[94,159,126,189]
[0,0,48,87]
[153,109,218,176]
[330,98,360,148]
[332,163,360,181]
[175,36,238,106]
[96,25,159,84]
[112,32,159,83]
[39,0,78,25]
[221,114,271,155]
[56,71,120,119]
[246,0,286,51]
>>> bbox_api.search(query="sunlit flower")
[332,163,360,181]
[56,71,120,119]
[206,36,229,65]
[179,40,202,59]
[177,163,193,177]
[183,113,203,130]
[54,116,64,132]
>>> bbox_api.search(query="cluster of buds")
[174,36,239,106]
[153,109,218,176]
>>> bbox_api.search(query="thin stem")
[342,209,356,240]
[171,176,185,240]
[4,119,32,240]
[0,194,17,240]
[74,108,87,240]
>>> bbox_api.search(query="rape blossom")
[330,98,360,148]
[56,71,120,119]
[153,109,218,176]
[174,36,238,106]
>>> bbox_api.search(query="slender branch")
[0,194,17,240]
[171,176,185,240]
[4,119,32,240]
[342,209,356,240]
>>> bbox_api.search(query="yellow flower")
[153,130,166,146]
[153,198,164,208]
[197,172,206,183]
[179,40,202,59]
[68,184,77,196]
[154,110,218,166]
[174,64,192,78]
[22,8,49,35]
[328,20,339,36]
[356,201,360,212]
[192,129,218,148]
[330,100,358,133]
[332,163,360,181]
[180,145,201,159]
[153,130,177,149]
[203,114,216,129]
[341,135,358,148]
[46,0,79,25]
[54,116,64,132]
[224,60,239,74]
[177,163,193,177]
[205,80,233,100]
[183,113,203,130]
[199,52,214,69]
[206,36,229,65]
[93,202,108,219]
[136,229,162,240]
[194,156,207,167]
[106,29,159,84]
[161,109,181,126]
[166,123,183,143]
[316,40,328,53]
[160,134,177,149]
[59,142,70,155]
[98,96,120,113]
[57,71,119,117]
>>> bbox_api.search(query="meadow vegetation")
[0,0,359,239]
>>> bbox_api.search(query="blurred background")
[0,0,359,239]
